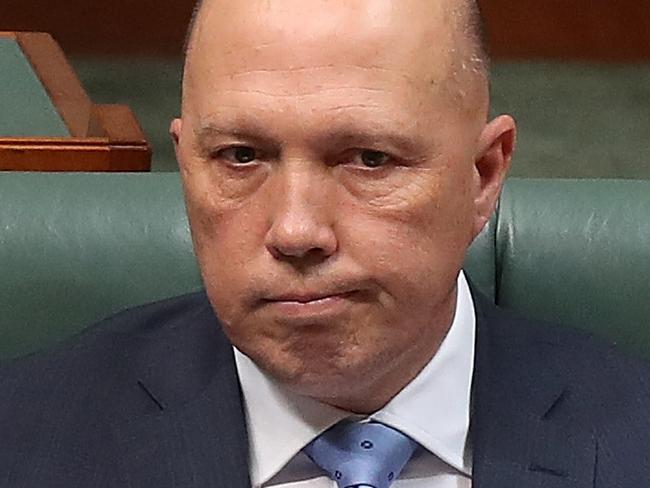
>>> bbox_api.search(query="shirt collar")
[234,271,476,486]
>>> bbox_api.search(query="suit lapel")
[111,372,250,488]
[110,300,251,488]
[470,293,596,488]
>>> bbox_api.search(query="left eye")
[356,150,391,168]
[213,146,258,165]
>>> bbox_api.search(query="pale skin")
[172,0,516,414]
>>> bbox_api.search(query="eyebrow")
[194,121,277,151]
[323,128,426,155]
[194,119,430,156]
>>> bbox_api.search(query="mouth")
[264,290,357,304]
[260,290,359,318]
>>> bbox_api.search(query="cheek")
[182,167,271,315]
[340,166,474,303]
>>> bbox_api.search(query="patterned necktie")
[303,421,419,488]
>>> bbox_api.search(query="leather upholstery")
[1,173,648,361]
[0,173,201,361]
[495,179,650,357]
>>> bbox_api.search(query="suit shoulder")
[476,295,601,350]
[481,300,650,435]
[0,291,212,391]
[86,290,213,337]
[469,292,650,482]
[0,290,230,454]
[0,291,237,484]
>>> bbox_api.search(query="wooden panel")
[479,0,650,61]
[1,0,649,59]
[0,0,195,56]
[0,136,150,172]
[0,139,113,171]
[0,32,151,171]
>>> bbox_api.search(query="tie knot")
[303,421,418,488]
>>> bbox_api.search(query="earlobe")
[170,118,183,147]
[170,118,186,172]
[170,118,185,170]
[472,115,517,238]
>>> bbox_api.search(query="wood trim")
[0,138,150,172]
[10,32,92,137]
[0,138,109,146]
[0,106,151,172]
[93,104,152,171]
[91,104,147,143]
[0,32,151,171]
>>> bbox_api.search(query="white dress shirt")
[234,271,476,488]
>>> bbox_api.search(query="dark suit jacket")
[1,291,649,487]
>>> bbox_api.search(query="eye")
[359,150,391,168]
[214,146,258,165]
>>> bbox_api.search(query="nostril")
[265,220,337,260]
[267,246,334,270]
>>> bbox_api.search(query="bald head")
[185,0,488,61]
[182,0,490,105]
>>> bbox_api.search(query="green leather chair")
[1,173,649,362]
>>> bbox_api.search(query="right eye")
[359,150,391,168]
[213,146,258,165]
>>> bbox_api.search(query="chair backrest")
[1,173,648,361]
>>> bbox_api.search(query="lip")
[265,290,356,303]
[261,290,358,317]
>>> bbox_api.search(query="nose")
[265,166,338,262]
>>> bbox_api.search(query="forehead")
[186,0,458,100]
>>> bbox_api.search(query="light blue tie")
[303,421,419,488]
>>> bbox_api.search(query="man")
[1,1,649,487]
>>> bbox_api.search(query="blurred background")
[2,0,649,176]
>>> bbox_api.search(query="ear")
[472,115,516,238]
[170,118,183,161]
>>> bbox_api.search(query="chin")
[252,338,386,403]
[261,347,348,385]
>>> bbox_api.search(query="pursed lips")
[264,290,356,304]
[260,289,359,317]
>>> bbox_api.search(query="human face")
[173,0,514,412]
